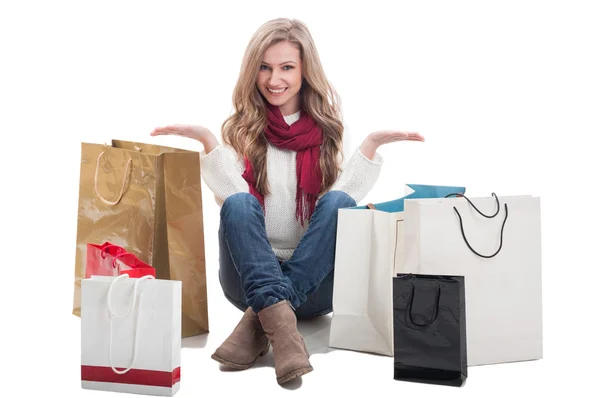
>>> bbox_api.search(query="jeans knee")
[319,190,356,210]
[220,192,262,226]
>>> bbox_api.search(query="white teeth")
[268,88,286,94]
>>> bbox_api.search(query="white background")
[1,0,599,396]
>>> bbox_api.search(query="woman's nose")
[268,70,282,86]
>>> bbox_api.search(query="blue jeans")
[218,190,356,319]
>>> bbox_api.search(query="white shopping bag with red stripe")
[81,274,181,396]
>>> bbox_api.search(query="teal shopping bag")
[354,184,466,212]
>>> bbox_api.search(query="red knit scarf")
[242,104,323,226]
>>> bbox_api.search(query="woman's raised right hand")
[150,124,219,152]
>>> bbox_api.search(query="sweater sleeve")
[199,144,249,204]
[330,147,384,204]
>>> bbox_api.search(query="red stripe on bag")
[81,366,181,387]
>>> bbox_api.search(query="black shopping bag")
[393,273,467,387]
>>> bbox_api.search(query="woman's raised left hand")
[359,131,425,160]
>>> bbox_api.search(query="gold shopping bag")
[72,139,209,337]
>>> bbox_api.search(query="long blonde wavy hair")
[221,18,344,197]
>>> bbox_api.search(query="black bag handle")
[445,192,500,218]
[406,283,441,328]
[450,193,509,258]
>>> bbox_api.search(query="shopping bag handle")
[94,151,132,206]
[111,252,137,269]
[445,192,500,218]
[106,274,155,375]
[406,283,440,328]
[453,199,509,259]
[107,274,153,318]
[100,243,123,259]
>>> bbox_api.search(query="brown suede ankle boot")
[257,300,313,384]
[211,306,270,370]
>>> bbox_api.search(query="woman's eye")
[259,64,293,71]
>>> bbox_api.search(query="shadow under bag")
[393,273,467,387]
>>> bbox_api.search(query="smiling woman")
[256,41,303,116]
[150,17,424,386]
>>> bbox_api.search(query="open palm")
[150,123,219,153]
[368,131,425,146]
[150,124,211,141]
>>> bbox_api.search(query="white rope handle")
[94,151,133,206]
[107,274,155,374]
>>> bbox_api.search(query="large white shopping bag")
[328,184,465,356]
[81,275,182,396]
[403,193,543,366]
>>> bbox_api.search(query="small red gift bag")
[86,242,156,278]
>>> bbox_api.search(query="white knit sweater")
[200,111,383,261]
